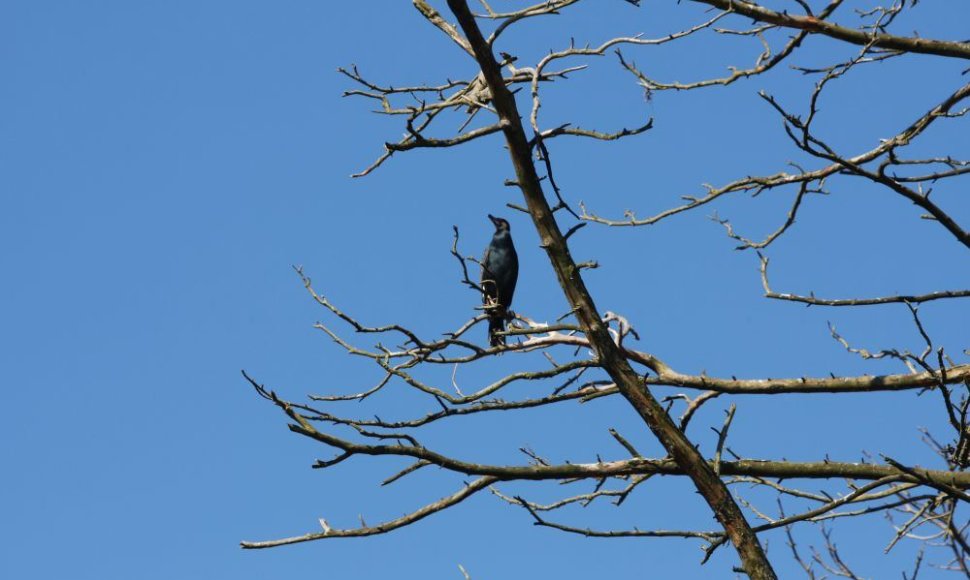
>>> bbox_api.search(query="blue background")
[2,1,968,578]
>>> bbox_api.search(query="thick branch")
[285,411,970,488]
[413,0,475,57]
[693,0,970,60]
[639,363,970,395]
[445,1,776,577]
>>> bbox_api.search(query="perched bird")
[481,214,519,346]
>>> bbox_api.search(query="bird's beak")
[488,214,500,225]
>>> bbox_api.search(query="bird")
[481,214,519,347]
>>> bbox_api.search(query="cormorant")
[481,214,519,346]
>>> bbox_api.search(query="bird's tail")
[488,315,506,347]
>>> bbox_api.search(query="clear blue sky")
[2,1,968,578]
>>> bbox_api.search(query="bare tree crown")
[244,2,969,577]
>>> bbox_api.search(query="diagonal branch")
[692,0,970,60]
[413,0,475,57]
[444,1,777,577]
[582,79,970,230]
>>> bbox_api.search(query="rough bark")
[444,1,778,577]
[694,0,970,60]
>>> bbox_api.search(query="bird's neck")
[492,231,513,247]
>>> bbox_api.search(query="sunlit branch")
[691,0,970,60]
[758,253,970,307]
[617,0,845,93]
[241,475,497,548]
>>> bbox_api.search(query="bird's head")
[488,214,511,233]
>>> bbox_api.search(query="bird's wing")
[480,247,498,304]
[480,246,493,282]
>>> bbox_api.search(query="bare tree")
[241,1,969,577]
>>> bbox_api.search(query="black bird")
[481,214,519,346]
